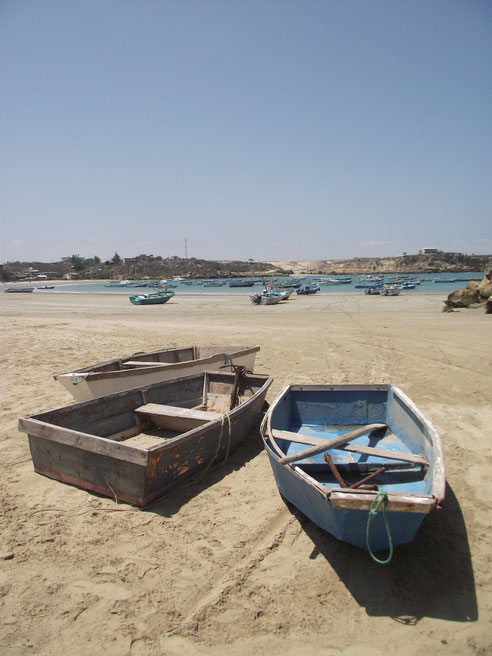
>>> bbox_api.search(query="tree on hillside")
[113,252,121,264]
[70,254,85,272]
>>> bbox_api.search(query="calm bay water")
[22,272,483,297]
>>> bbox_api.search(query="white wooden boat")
[54,345,260,402]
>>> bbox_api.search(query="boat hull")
[264,448,426,551]
[261,384,445,552]
[20,370,272,506]
[54,345,260,402]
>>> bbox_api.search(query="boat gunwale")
[261,383,445,513]
[53,345,261,382]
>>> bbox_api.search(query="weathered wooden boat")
[4,287,34,293]
[260,384,445,555]
[129,291,175,305]
[19,369,272,506]
[54,345,261,402]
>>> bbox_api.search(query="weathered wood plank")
[18,418,148,465]
[275,424,387,466]
[271,428,428,467]
[329,488,436,512]
[341,444,428,466]
[134,403,223,432]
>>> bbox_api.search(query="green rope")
[366,490,393,564]
[71,371,94,385]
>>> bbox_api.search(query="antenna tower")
[185,238,188,259]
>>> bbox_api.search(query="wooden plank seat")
[134,404,224,432]
[271,428,428,468]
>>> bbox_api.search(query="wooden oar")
[271,428,428,467]
[275,423,386,466]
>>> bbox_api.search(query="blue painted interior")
[269,386,431,498]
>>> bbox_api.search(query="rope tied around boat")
[366,491,394,564]
[70,371,94,385]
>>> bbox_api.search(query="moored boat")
[4,287,34,293]
[381,284,403,296]
[229,279,256,287]
[19,369,272,506]
[53,345,261,402]
[260,384,445,555]
[296,285,320,295]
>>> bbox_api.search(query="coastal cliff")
[270,253,491,276]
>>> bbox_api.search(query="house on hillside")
[419,248,440,254]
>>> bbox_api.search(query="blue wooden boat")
[260,384,445,554]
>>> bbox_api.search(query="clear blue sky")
[1,0,491,263]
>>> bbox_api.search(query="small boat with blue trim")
[260,384,445,557]
[296,284,320,295]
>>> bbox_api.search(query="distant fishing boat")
[381,285,403,296]
[365,286,383,295]
[129,291,175,305]
[229,279,256,287]
[296,285,320,295]
[250,292,284,305]
[4,287,34,293]
[104,280,131,287]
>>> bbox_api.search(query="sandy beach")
[0,291,490,655]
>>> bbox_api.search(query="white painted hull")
[54,346,260,402]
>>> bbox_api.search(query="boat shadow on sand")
[285,482,477,624]
[141,429,265,518]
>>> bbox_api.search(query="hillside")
[1,252,490,282]
[270,253,491,276]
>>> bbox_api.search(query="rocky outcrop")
[444,263,492,311]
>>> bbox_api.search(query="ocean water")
[16,272,484,297]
